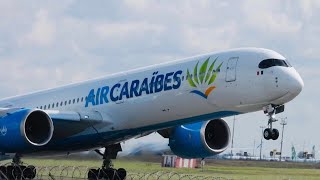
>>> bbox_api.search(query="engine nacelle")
[0,109,54,152]
[169,119,230,158]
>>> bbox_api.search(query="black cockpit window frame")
[285,60,292,67]
[258,59,290,69]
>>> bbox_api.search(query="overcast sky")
[0,0,319,158]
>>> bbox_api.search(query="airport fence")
[0,164,233,180]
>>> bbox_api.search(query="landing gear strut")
[262,105,284,140]
[88,144,126,180]
[0,154,36,179]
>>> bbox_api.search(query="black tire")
[105,168,117,179]
[6,165,14,179]
[88,169,99,180]
[23,165,36,179]
[0,166,7,179]
[12,165,25,179]
[272,129,279,140]
[263,128,272,140]
[117,168,127,180]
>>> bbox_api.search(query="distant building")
[162,155,199,168]
[162,155,177,167]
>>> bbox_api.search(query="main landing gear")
[0,154,36,179]
[262,104,284,140]
[88,144,126,180]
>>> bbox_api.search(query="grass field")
[1,157,320,179]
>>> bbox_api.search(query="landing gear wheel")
[23,165,36,179]
[89,145,126,180]
[271,129,279,140]
[262,104,284,141]
[88,169,99,180]
[0,166,6,179]
[263,128,272,140]
[117,168,127,180]
[263,128,279,140]
[88,167,126,180]
[0,154,37,179]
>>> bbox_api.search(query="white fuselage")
[0,48,303,151]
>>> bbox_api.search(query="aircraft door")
[225,57,238,82]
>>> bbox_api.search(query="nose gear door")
[225,57,238,82]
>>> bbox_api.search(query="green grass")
[2,158,320,179]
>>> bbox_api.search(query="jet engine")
[0,109,54,152]
[168,119,230,158]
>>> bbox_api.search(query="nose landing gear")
[262,105,284,140]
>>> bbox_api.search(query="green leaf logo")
[187,57,223,99]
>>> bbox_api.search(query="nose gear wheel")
[263,128,279,140]
[262,105,283,141]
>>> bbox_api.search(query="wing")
[46,110,112,139]
[0,108,112,141]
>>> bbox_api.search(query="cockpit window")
[258,59,289,69]
[285,60,292,67]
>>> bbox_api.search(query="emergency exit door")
[225,57,238,82]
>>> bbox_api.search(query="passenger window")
[73,99,75,104]
[52,103,55,108]
[48,104,51,109]
[40,106,42,109]
[44,105,47,110]
[56,102,59,107]
[60,102,63,106]
[65,101,67,105]
[77,98,79,103]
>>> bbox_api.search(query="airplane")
[0,48,303,179]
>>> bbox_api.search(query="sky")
[0,0,319,158]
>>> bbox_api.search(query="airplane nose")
[289,70,304,95]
